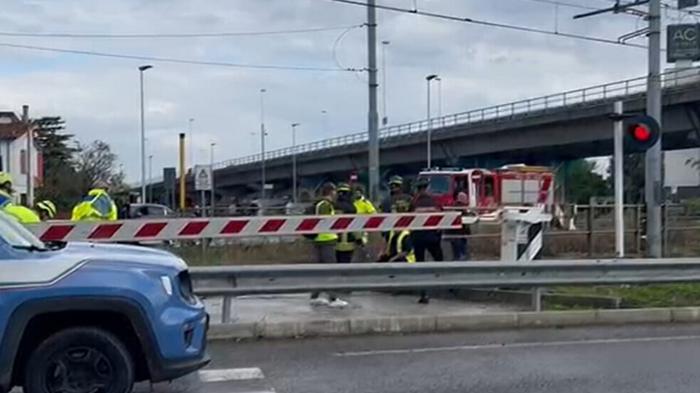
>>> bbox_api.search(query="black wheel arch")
[0,296,161,392]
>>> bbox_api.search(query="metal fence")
[191,258,700,323]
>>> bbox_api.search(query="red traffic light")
[624,115,660,152]
[631,124,652,142]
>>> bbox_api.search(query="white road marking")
[335,334,700,357]
[198,367,265,382]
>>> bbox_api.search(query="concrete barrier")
[208,307,700,341]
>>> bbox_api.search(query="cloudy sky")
[0,0,689,181]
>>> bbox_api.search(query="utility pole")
[573,0,663,257]
[367,0,380,202]
[645,0,663,258]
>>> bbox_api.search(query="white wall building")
[0,112,41,204]
[665,147,700,199]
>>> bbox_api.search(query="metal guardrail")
[191,258,700,323]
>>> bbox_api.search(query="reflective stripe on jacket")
[314,199,338,243]
[385,230,416,263]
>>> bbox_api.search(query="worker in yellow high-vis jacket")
[0,172,40,224]
[309,182,348,309]
[71,186,117,221]
[334,183,357,263]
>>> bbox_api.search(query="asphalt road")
[151,323,700,393]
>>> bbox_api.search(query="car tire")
[23,327,135,393]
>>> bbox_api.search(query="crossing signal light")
[625,115,660,152]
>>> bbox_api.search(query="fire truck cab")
[417,165,555,213]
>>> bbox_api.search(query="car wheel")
[24,327,135,393]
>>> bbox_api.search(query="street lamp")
[210,142,216,215]
[291,123,300,203]
[381,40,390,125]
[426,74,439,168]
[321,110,328,134]
[188,118,194,167]
[148,154,153,203]
[260,89,267,201]
[436,77,442,118]
[139,64,153,203]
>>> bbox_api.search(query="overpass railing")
[190,258,700,322]
[213,67,700,171]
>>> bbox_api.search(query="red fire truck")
[416,165,555,214]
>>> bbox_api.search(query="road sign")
[679,0,698,10]
[194,165,213,191]
[667,24,700,62]
[163,167,176,189]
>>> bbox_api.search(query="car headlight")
[160,275,173,296]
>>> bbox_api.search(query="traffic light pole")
[646,0,663,258]
[613,101,624,258]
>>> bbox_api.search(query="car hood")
[58,242,187,270]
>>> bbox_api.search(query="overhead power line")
[520,0,603,11]
[327,0,648,49]
[0,24,365,39]
[0,42,361,72]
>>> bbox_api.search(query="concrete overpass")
[153,69,700,201]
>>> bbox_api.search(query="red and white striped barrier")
[26,212,462,243]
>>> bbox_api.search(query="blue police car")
[0,211,209,393]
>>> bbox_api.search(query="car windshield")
[425,175,451,195]
[0,211,47,250]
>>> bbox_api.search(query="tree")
[559,159,610,204]
[607,154,645,203]
[34,117,83,211]
[74,140,127,192]
[34,117,77,164]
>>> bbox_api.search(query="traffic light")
[624,115,660,152]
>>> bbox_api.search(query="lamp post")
[291,123,300,203]
[148,154,153,203]
[426,74,439,168]
[381,40,390,125]
[138,64,153,203]
[436,76,442,118]
[188,118,194,167]
[321,110,328,134]
[210,142,216,216]
[260,88,267,201]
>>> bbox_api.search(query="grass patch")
[553,284,700,308]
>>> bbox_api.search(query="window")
[426,175,451,195]
[20,149,26,174]
[484,176,495,197]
